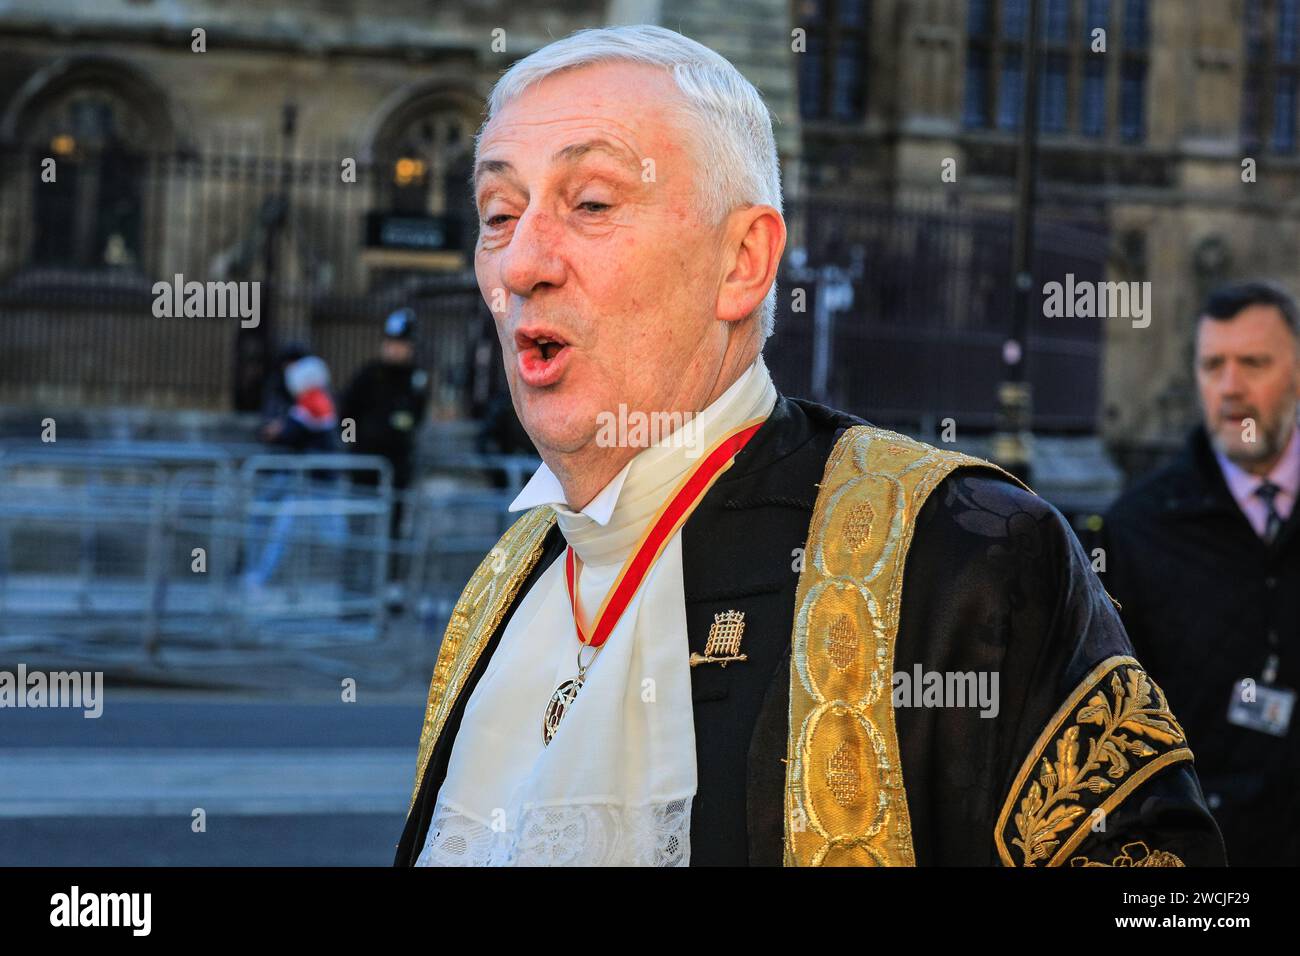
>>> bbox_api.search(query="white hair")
[478,24,784,339]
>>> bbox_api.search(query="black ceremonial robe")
[396,394,1226,866]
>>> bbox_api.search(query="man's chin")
[517,401,599,457]
[1211,428,1275,465]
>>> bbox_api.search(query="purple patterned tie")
[1254,480,1284,544]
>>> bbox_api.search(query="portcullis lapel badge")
[690,610,748,667]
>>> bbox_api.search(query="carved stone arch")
[362,78,488,256]
[358,78,488,164]
[2,55,185,272]
[1,54,186,148]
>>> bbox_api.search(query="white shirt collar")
[1214,421,1300,503]
[507,457,632,527]
[506,357,774,531]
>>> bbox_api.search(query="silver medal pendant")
[543,675,584,746]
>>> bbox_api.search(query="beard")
[1209,406,1297,466]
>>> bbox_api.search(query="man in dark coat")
[1103,281,1300,865]
[339,308,430,587]
[339,308,429,496]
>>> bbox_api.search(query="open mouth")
[515,328,572,386]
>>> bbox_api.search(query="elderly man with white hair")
[395,25,1224,867]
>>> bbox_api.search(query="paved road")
[0,691,427,866]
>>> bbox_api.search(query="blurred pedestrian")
[259,341,311,423]
[339,308,430,595]
[1103,280,1300,865]
[243,354,346,593]
[259,353,339,452]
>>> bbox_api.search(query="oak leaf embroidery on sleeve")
[999,658,1192,867]
[1069,841,1185,867]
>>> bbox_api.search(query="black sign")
[364,212,460,251]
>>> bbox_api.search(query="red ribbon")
[564,417,765,649]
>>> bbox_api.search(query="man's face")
[472,62,734,457]
[381,338,414,365]
[1195,304,1300,466]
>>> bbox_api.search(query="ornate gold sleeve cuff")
[995,655,1193,867]
[1068,841,1185,867]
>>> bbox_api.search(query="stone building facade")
[795,0,1300,454]
[0,0,799,414]
[0,0,1294,457]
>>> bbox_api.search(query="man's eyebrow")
[472,158,514,190]
[551,139,640,172]
[473,139,639,189]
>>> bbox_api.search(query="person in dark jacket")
[1103,280,1300,865]
[340,314,431,489]
[339,309,430,591]
[339,308,429,494]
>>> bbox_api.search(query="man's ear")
[717,205,786,324]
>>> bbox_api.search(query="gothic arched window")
[27,87,153,269]
[374,102,478,255]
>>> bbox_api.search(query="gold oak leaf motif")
[1007,661,1188,867]
[1069,841,1186,867]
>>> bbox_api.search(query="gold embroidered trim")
[1069,840,1185,867]
[405,506,557,816]
[995,655,1194,867]
[783,425,1027,866]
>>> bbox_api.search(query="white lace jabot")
[416,357,778,866]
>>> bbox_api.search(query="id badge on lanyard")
[1227,653,1296,737]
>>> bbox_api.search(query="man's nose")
[498,208,566,299]
[1220,361,1246,396]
